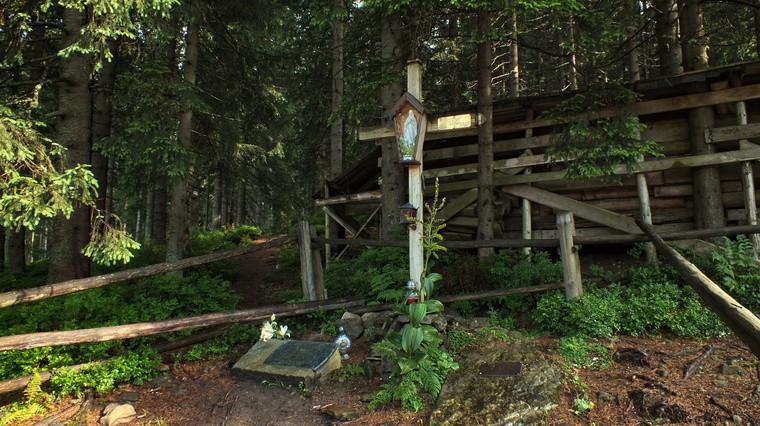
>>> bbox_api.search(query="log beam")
[0,236,291,309]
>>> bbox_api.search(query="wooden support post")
[635,128,656,262]
[297,221,317,301]
[309,224,327,300]
[556,211,582,300]
[521,109,534,257]
[323,185,331,269]
[407,60,425,289]
[736,101,760,259]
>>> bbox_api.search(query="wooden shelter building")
[315,61,760,253]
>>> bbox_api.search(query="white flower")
[277,325,290,338]
[270,314,276,322]
[260,321,275,342]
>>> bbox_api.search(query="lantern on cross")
[391,92,427,165]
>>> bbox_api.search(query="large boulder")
[340,312,363,340]
[99,403,136,426]
[360,311,394,342]
[430,332,562,426]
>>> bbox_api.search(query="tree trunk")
[152,176,167,244]
[4,229,25,274]
[680,0,725,230]
[91,39,116,213]
[566,15,578,91]
[144,191,153,242]
[166,18,199,262]
[211,171,222,229]
[330,0,344,179]
[236,183,246,225]
[380,13,403,239]
[476,8,495,259]
[508,7,519,97]
[654,0,683,75]
[627,0,641,82]
[755,0,760,58]
[0,227,4,271]
[48,8,92,282]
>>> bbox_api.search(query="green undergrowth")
[0,226,263,398]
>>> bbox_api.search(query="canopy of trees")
[2,0,759,282]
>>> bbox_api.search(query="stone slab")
[232,339,341,384]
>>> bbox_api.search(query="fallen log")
[0,298,363,351]
[637,220,760,358]
[0,236,291,309]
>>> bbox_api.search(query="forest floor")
[37,247,760,425]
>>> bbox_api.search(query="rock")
[340,312,363,340]
[597,391,614,403]
[442,311,465,327]
[424,314,448,333]
[157,363,171,372]
[655,368,670,378]
[732,415,743,424]
[614,348,649,366]
[99,403,136,426]
[720,359,743,376]
[118,392,139,403]
[431,332,562,426]
[359,393,374,403]
[628,389,689,423]
[320,404,358,421]
[361,311,394,342]
[463,317,490,330]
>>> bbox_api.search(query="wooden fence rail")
[0,236,292,309]
[638,221,760,358]
[314,224,760,249]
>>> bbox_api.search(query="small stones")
[99,403,136,426]
[597,391,614,403]
[655,368,670,378]
[340,312,363,340]
[614,348,649,366]
[117,391,139,403]
[319,404,358,421]
[720,359,743,376]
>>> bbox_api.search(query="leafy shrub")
[49,349,161,397]
[534,261,729,338]
[324,247,408,302]
[178,324,260,362]
[188,224,262,255]
[0,272,239,381]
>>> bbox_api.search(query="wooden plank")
[359,112,482,141]
[424,152,552,179]
[705,122,760,144]
[0,236,291,309]
[425,134,554,162]
[501,185,642,234]
[322,206,357,235]
[556,211,582,300]
[435,148,760,194]
[736,101,760,258]
[363,84,760,142]
[637,220,760,358]
[314,191,382,207]
[440,189,478,221]
[335,205,381,260]
[309,224,326,300]
[297,221,316,301]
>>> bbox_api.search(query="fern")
[0,402,46,426]
[23,372,45,404]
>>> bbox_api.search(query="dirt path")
[230,238,287,309]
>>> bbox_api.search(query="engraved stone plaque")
[264,340,337,371]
